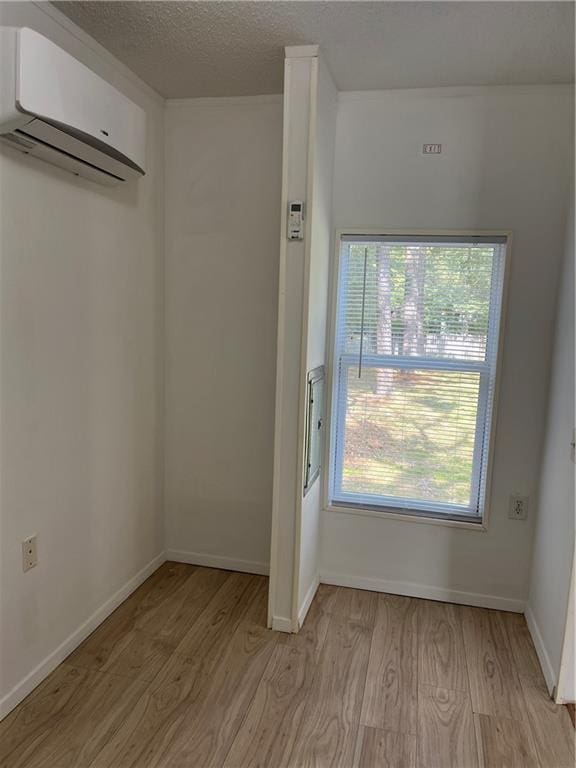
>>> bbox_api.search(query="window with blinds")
[329,234,507,521]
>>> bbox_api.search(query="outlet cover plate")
[22,535,37,572]
[509,495,529,521]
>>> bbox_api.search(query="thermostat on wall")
[288,201,304,240]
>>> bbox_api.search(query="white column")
[268,46,337,632]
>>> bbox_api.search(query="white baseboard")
[0,551,166,721]
[271,615,294,633]
[298,575,319,629]
[319,571,525,613]
[166,549,269,576]
[524,603,556,695]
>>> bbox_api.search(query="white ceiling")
[53,1,575,98]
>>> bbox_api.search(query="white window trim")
[323,228,512,531]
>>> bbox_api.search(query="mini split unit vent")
[0,27,146,185]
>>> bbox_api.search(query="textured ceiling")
[53,1,575,98]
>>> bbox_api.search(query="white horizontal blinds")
[332,235,506,519]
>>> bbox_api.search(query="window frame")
[324,228,512,530]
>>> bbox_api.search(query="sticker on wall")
[423,143,442,155]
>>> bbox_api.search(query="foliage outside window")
[329,234,507,521]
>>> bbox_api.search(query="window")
[329,233,507,522]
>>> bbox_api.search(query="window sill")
[325,503,488,531]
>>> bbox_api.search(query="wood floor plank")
[223,643,312,768]
[173,570,258,659]
[88,575,264,767]
[134,565,230,644]
[224,585,337,767]
[520,674,575,768]
[462,607,524,719]
[280,584,339,665]
[0,664,147,768]
[361,594,418,735]
[241,576,275,629]
[474,713,539,768]
[155,614,278,766]
[67,562,201,679]
[354,725,417,768]
[0,665,88,765]
[89,654,210,767]
[114,562,197,631]
[418,600,468,692]
[285,586,377,768]
[72,624,174,682]
[500,612,543,680]
[417,684,478,768]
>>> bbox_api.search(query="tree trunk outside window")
[403,246,426,357]
[376,244,394,394]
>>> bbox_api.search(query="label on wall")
[423,143,442,155]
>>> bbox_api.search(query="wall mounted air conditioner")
[0,27,146,185]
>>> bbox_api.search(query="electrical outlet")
[22,535,37,572]
[509,495,529,521]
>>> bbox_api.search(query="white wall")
[527,195,575,696]
[164,96,282,573]
[296,57,337,621]
[322,86,573,611]
[0,3,165,715]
